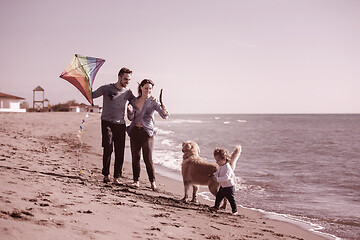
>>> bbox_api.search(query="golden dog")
[181,141,242,204]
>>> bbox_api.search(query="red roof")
[0,92,25,100]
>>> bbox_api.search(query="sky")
[0,0,359,114]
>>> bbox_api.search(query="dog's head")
[182,141,200,158]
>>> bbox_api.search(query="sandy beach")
[0,112,327,240]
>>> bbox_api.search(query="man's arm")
[92,85,106,99]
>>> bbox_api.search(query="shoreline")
[152,161,337,240]
[0,112,331,239]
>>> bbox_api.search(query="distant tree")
[51,100,79,112]
[20,101,29,109]
[67,100,78,106]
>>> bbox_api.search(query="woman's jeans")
[130,127,155,182]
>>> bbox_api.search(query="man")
[92,67,135,184]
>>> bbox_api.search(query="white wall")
[0,99,26,112]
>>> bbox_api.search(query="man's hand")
[127,104,134,115]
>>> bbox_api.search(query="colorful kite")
[60,54,105,105]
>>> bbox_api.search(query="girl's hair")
[214,148,231,162]
[138,79,154,97]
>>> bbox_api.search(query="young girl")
[211,148,238,215]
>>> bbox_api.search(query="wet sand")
[0,112,327,239]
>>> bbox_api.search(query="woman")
[127,79,169,190]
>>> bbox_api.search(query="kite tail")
[77,114,89,175]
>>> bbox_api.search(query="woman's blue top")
[127,97,169,137]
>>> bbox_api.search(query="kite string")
[76,113,89,174]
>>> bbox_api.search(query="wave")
[153,149,182,171]
[155,128,174,135]
[219,120,247,124]
[161,139,173,147]
[235,177,266,192]
[169,119,204,124]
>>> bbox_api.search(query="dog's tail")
[229,145,242,170]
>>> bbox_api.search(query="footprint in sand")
[5,209,34,219]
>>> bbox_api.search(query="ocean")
[151,114,360,240]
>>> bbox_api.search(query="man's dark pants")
[101,120,126,178]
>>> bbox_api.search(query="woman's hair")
[138,79,154,97]
[214,148,231,162]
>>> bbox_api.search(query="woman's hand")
[161,105,167,115]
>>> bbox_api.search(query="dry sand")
[0,112,327,240]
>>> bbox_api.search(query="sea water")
[151,114,360,240]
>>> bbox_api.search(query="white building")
[69,103,101,113]
[0,92,26,112]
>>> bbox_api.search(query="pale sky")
[1,0,359,114]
